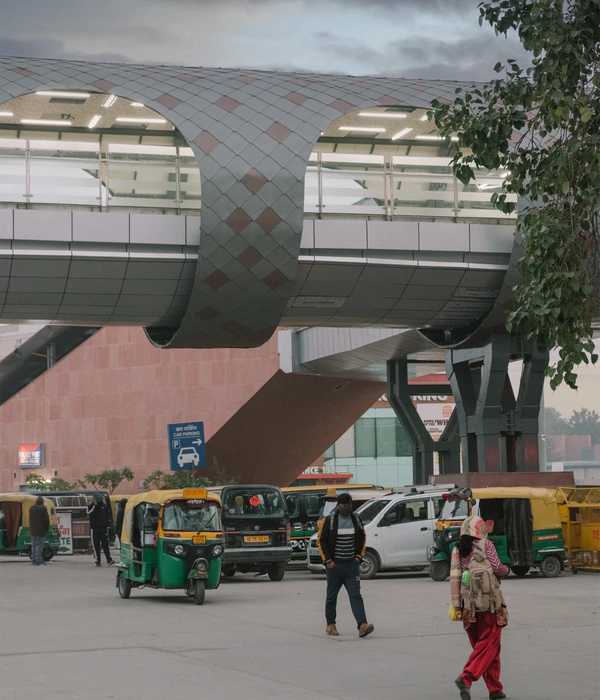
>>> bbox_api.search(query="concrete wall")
[0,326,280,492]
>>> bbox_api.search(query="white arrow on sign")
[192,438,203,446]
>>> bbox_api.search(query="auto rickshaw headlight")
[174,544,184,555]
[212,544,223,556]
[195,559,208,572]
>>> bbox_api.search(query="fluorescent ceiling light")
[391,127,413,141]
[88,115,101,129]
[0,111,13,117]
[103,95,118,108]
[359,112,407,118]
[420,115,429,121]
[116,117,167,124]
[21,119,73,126]
[130,102,145,107]
[415,135,459,141]
[36,91,90,98]
[338,126,386,133]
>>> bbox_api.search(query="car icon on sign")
[177,447,200,468]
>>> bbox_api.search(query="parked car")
[307,487,450,579]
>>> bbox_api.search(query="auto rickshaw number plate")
[244,535,270,544]
[192,535,206,544]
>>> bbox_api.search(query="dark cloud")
[0,37,134,64]
[318,31,530,81]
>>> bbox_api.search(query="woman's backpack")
[461,541,503,615]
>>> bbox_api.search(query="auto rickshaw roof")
[0,493,52,504]
[0,493,56,526]
[125,489,221,511]
[471,487,557,504]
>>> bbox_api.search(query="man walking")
[317,493,374,638]
[29,496,49,566]
[87,493,115,567]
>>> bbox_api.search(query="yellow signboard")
[183,488,207,499]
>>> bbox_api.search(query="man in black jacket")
[87,493,114,567]
[317,493,374,638]
[29,496,50,566]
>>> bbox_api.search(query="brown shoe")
[358,622,374,638]
[326,624,339,636]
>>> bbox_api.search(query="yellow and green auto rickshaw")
[555,486,600,573]
[0,493,60,561]
[116,489,224,605]
[427,486,566,581]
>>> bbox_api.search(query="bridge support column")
[436,409,461,475]
[387,359,435,485]
[445,334,548,473]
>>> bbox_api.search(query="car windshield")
[163,500,222,532]
[223,489,286,518]
[440,498,469,520]
[356,499,392,525]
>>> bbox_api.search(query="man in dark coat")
[87,493,115,567]
[29,496,50,566]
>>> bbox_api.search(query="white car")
[177,447,200,468]
[307,487,448,579]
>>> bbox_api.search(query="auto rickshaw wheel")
[193,580,206,605]
[571,566,579,574]
[118,572,132,599]
[540,555,561,578]
[222,565,236,578]
[511,566,530,577]
[267,563,286,581]
[428,560,450,582]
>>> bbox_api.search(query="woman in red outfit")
[450,515,509,700]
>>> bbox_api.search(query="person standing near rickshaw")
[450,515,509,700]
[87,493,115,567]
[29,496,49,566]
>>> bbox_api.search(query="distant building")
[547,434,599,462]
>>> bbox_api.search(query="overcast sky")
[0,0,530,80]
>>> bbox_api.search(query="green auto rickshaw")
[0,493,60,561]
[427,486,566,581]
[116,489,223,605]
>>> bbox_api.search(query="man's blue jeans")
[31,535,45,565]
[325,558,367,628]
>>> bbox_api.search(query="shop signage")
[18,443,44,468]
[56,512,73,555]
[302,465,349,476]
[167,422,206,472]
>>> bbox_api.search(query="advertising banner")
[56,512,74,555]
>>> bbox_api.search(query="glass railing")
[0,138,201,213]
[306,153,516,221]
[0,139,516,221]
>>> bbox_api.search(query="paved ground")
[1,554,598,700]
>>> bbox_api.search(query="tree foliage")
[544,406,569,435]
[79,468,135,494]
[432,0,600,389]
[142,470,214,491]
[568,407,600,444]
[25,474,78,491]
[545,405,600,443]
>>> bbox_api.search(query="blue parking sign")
[167,422,207,471]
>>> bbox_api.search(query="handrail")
[0,137,516,221]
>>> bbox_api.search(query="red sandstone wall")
[0,327,280,493]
